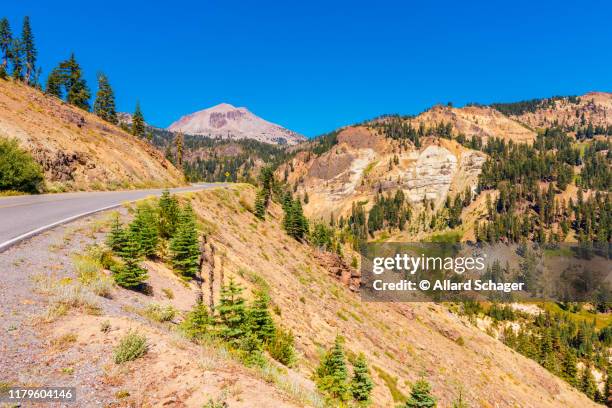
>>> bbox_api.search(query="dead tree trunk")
[208,243,216,313]
[196,235,207,303]
[219,255,225,288]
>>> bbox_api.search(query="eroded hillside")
[0,79,184,191]
[405,104,536,144]
[505,92,612,130]
[278,126,486,221]
[185,186,600,407]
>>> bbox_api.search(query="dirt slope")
[0,185,598,407]
[0,79,184,191]
[0,206,305,408]
[188,186,597,407]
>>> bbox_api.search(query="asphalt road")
[0,183,226,252]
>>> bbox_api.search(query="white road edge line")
[0,202,122,253]
[0,184,223,253]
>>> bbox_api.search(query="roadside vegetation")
[0,136,44,194]
[97,190,359,404]
[114,331,148,364]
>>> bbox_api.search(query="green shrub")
[100,320,111,333]
[267,327,296,367]
[161,288,174,299]
[315,336,350,403]
[143,303,177,323]
[0,137,44,193]
[73,253,102,284]
[180,299,210,340]
[99,249,120,271]
[405,378,436,408]
[350,353,373,406]
[202,398,228,408]
[115,390,130,399]
[111,229,148,290]
[114,331,148,364]
[87,274,114,298]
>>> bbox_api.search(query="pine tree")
[132,101,145,138]
[259,166,273,204]
[45,68,63,97]
[181,299,210,340]
[217,277,248,343]
[107,214,128,252]
[254,189,266,220]
[130,205,159,258]
[282,193,293,231]
[311,222,333,250]
[350,353,373,406]
[0,18,12,77]
[169,203,200,278]
[174,132,184,166]
[289,199,308,239]
[20,16,36,85]
[9,38,23,80]
[405,379,436,408]
[316,336,350,402]
[111,229,148,289]
[581,365,597,400]
[158,190,180,238]
[562,349,578,386]
[93,72,117,124]
[248,291,276,343]
[282,195,308,240]
[59,53,90,110]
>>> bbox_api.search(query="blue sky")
[4,0,612,137]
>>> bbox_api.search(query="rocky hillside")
[168,103,306,146]
[0,79,184,192]
[278,126,486,221]
[278,91,611,244]
[1,184,598,407]
[500,92,612,131]
[276,100,544,221]
[403,104,536,144]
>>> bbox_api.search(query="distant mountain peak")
[211,102,238,110]
[168,103,305,145]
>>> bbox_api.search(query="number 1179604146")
[1,387,76,402]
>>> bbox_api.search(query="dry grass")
[34,274,102,322]
[50,332,77,351]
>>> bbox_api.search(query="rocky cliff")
[279,126,486,220]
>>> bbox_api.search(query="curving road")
[0,183,226,252]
